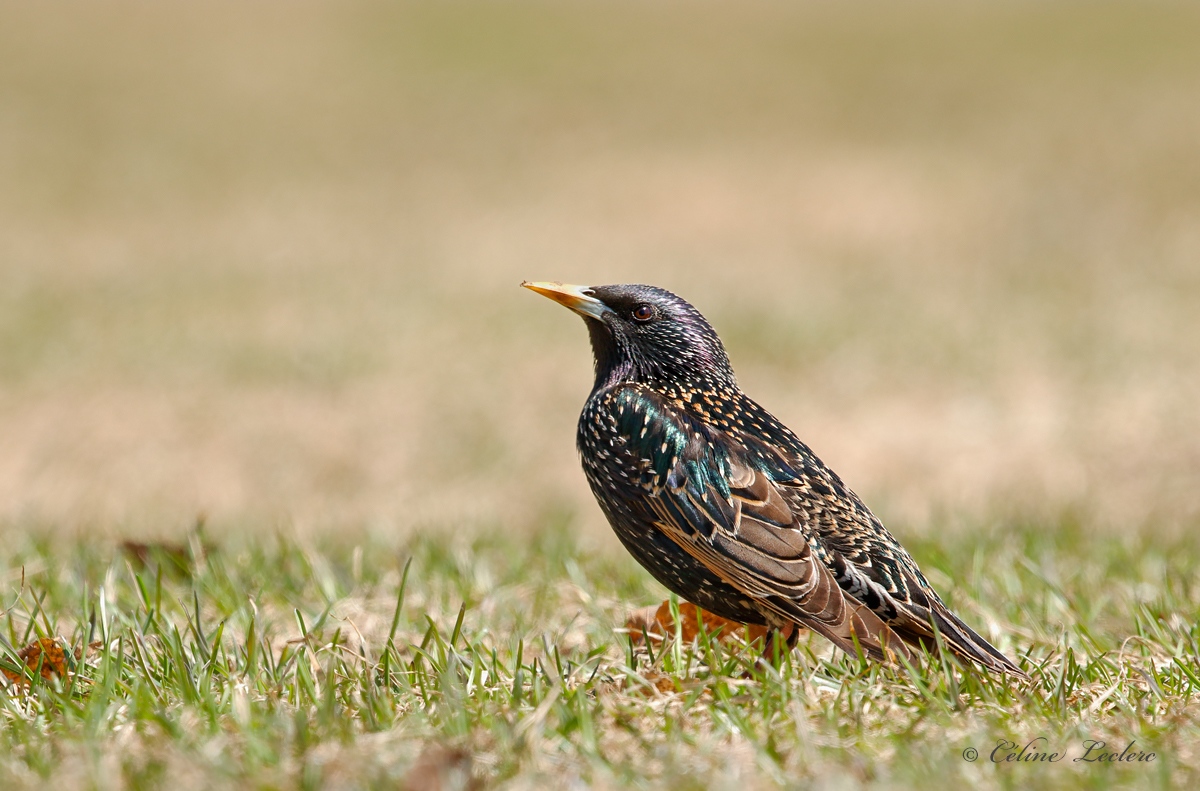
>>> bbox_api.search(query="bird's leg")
[759,622,801,670]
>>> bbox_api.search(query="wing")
[610,385,1025,677]
[756,437,1027,677]
[716,399,1028,678]
[608,387,910,664]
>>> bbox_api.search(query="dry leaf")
[402,743,478,791]
[120,539,210,576]
[2,636,74,685]
[626,600,778,645]
[641,670,679,695]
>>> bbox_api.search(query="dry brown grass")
[1,1,1198,540]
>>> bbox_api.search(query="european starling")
[524,281,1025,677]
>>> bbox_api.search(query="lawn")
[2,519,1198,789]
[2,1,1199,788]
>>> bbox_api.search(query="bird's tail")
[887,583,1027,679]
[924,602,1028,679]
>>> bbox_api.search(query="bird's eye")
[632,304,655,322]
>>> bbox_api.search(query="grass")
[2,1,1199,787]
[2,518,1197,789]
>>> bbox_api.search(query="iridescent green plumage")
[526,281,1025,677]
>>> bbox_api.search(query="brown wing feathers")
[650,429,1025,676]
[650,458,911,665]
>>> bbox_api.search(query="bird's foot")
[742,622,801,677]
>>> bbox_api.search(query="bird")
[523,281,1026,678]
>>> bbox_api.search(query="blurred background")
[1,1,1197,542]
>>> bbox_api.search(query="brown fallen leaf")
[120,517,212,575]
[636,669,680,696]
[120,540,212,576]
[402,743,479,791]
[74,641,104,662]
[1,637,74,685]
[626,600,783,646]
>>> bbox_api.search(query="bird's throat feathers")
[583,313,736,396]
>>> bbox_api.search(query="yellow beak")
[521,281,612,320]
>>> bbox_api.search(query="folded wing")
[628,397,910,664]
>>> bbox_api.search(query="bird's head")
[523,282,735,393]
